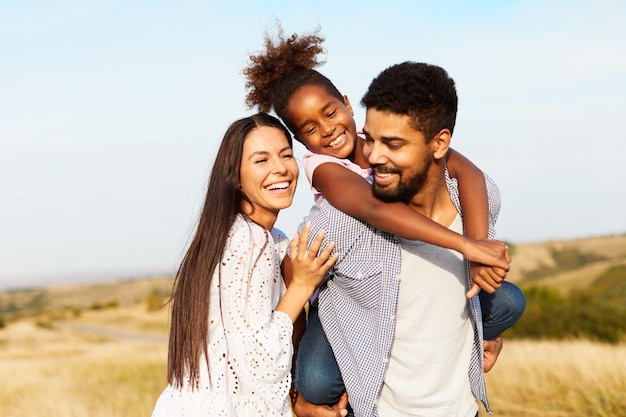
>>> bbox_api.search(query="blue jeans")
[479,281,526,340]
[294,281,526,406]
[294,305,346,406]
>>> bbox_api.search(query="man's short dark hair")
[361,61,458,141]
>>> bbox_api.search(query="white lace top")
[152,214,293,417]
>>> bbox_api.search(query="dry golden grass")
[481,340,626,417]
[68,303,171,336]
[0,306,168,417]
[1,241,624,417]
[1,303,625,417]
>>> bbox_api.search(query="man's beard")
[372,153,433,204]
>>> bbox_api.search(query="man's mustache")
[371,165,401,175]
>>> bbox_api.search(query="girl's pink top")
[302,152,372,204]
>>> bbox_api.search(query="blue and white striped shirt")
[299,171,500,417]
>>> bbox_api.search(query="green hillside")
[504,233,626,343]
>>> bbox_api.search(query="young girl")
[245,28,511,291]
[151,113,338,417]
[243,27,525,412]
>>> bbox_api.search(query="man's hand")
[483,336,503,372]
[292,390,348,417]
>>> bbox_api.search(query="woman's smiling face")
[239,125,299,229]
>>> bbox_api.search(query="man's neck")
[407,166,457,228]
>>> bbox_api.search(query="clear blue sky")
[1,0,624,288]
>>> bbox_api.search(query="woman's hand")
[289,222,338,291]
[276,223,338,323]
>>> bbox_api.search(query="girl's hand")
[461,238,511,271]
[466,263,508,297]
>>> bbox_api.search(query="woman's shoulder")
[270,227,289,260]
[228,215,288,260]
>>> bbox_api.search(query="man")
[294,62,510,417]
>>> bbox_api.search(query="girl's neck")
[351,137,370,169]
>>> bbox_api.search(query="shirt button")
[356,272,363,278]
[383,357,389,364]
[390,315,396,321]
[395,275,401,281]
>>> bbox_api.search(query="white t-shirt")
[377,214,477,417]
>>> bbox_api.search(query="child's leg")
[479,281,526,340]
[294,304,346,405]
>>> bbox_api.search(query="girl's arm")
[446,148,507,294]
[446,148,489,240]
[312,161,510,274]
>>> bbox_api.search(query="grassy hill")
[507,233,626,286]
[506,233,626,304]
[1,233,625,341]
[0,275,174,322]
[503,233,626,342]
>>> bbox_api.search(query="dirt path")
[58,322,168,343]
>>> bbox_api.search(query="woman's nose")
[272,157,288,174]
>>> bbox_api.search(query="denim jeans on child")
[294,281,526,407]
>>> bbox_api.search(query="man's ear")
[343,95,355,116]
[432,129,451,160]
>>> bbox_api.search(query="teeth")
[328,133,344,147]
[266,182,289,190]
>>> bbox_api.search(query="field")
[1,305,624,417]
[0,306,168,417]
[1,234,625,416]
[482,340,626,416]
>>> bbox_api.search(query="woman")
[151,113,338,417]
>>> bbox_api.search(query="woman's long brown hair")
[167,113,292,388]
